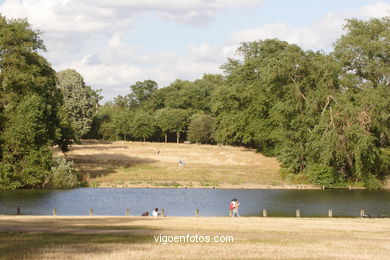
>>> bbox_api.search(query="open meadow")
[0,216,389,259]
[54,140,294,189]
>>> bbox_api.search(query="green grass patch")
[0,232,151,259]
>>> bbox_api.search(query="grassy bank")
[0,216,389,259]
[54,140,292,189]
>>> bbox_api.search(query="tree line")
[0,14,389,189]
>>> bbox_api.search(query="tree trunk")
[143,137,145,142]
[176,132,180,144]
[165,134,167,143]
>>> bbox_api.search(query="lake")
[0,188,389,217]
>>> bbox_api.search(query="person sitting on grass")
[178,160,185,167]
[152,208,160,217]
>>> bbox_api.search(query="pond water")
[0,188,389,217]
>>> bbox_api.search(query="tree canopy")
[57,69,101,140]
[0,16,71,188]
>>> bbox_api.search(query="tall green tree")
[128,80,158,107]
[187,114,216,144]
[131,110,156,142]
[155,107,189,143]
[0,16,69,188]
[211,18,390,188]
[57,69,101,140]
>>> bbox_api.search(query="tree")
[187,114,216,144]
[57,69,101,140]
[211,19,389,188]
[154,75,224,113]
[128,80,158,107]
[0,16,70,188]
[155,108,189,143]
[334,17,390,89]
[334,17,390,147]
[131,111,156,142]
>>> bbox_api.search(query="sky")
[0,0,389,101]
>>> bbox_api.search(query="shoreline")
[87,182,376,190]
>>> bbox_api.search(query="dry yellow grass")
[53,140,302,188]
[0,216,389,259]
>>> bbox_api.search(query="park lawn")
[54,140,290,188]
[0,216,389,259]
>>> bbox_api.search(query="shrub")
[305,163,346,187]
[363,174,382,190]
[49,158,79,188]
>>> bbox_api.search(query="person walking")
[229,199,235,216]
[232,199,240,217]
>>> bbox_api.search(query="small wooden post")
[296,209,301,218]
[360,209,365,218]
[195,209,199,217]
[328,209,333,218]
[263,209,267,217]
[53,208,57,216]
[89,208,93,216]
[16,206,20,215]
[125,208,129,216]
[161,208,165,217]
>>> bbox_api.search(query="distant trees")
[128,80,158,107]
[131,111,156,142]
[188,114,215,144]
[155,108,189,143]
[87,75,222,143]
[88,16,389,188]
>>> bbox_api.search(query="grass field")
[53,140,300,189]
[0,216,389,259]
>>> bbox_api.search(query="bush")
[363,174,382,190]
[305,163,346,187]
[49,158,79,188]
[380,148,390,175]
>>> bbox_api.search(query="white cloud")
[0,0,261,101]
[231,2,390,51]
[1,0,388,102]
[0,0,262,31]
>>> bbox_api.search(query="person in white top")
[152,208,160,217]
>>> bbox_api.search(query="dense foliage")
[89,17,389,188]
[0,16,72,188]
[57,69,101,141]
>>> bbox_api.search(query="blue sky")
[0,0,389,101]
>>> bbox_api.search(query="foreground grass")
[54,140,289,188]
[0,216,389,259]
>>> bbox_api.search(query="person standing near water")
[232,199,240,217]
[229,199,235,216]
